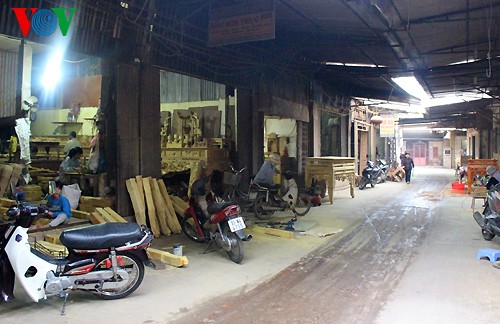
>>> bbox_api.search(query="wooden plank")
[89,212,106,225]
[142,177,161,237]
[149,178,171,235]
[32,240,68,256]
[0,165,14,197]
[44,233,61,245]
[71,209,90,220]
[80,196,113,208]
[248,226,295,239]
[147,247,188,267]
[157,180,181,233]
[0,206,8,216]
[103,207,127,223]
[78,204,97,213]
[0,198,16,207]
[125,179,147,225]
[135,176,145,207]
[96,208,116,223]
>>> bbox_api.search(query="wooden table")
[305,157,356,204]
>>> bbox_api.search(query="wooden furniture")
[31,140,61,159]
[305,157,356,204]
[467,159,497,194]
[161,140,232,192]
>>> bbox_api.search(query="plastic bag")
[62,183,81,210]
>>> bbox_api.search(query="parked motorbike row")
[473,183,500,242]
[0,167,312,311]
[358,159,390,190]
[181,167,312,264]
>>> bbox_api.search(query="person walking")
[402,152,415,184]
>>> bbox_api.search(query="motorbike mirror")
[48,181,56,195]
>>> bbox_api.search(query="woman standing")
[402,152,415,184]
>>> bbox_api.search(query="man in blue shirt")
[254,153,281,189]
[30,181,72,230]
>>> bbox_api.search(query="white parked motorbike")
[0,201,154,313]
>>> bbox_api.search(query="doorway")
[414,143,427,166]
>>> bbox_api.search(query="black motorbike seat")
[207,202,236,214]
[60,223,144,250]
[254,183,280,192]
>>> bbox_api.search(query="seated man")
[254,153,281,190]
[30,181,72,230]
[63,131,81,155]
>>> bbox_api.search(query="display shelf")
[52,122,84,125]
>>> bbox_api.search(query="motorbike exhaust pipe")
[242,234,253,242]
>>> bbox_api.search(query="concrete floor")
[2,167,500,323]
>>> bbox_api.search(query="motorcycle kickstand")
[202,240,215,254]
[60,291,69,316]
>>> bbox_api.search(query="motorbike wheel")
[94,252,144,300]
[359,178,367,190]
[482,229,495,241]
[181,215,206,243]
[225,231,244,264]
[253,196,275,220]
[293,194,311,216]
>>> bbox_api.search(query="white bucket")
[173,244,183,256]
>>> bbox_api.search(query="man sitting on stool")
[30,181,72,231]
[254,153,281,189]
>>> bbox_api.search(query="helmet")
[486,166,496,176]
[269,153,281,166]
[22,96,38,111]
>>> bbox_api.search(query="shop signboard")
[208,0,275,47]
[380,115,395,137]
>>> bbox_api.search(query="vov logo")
[12,8,77,37]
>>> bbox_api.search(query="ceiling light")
[42,48,64,90]
[392,76,428,100]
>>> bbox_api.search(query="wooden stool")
[471,187,487,211]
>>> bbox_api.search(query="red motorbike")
[181,185,252,263]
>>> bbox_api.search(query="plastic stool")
[476,249,500,262]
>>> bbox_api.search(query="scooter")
[359,160,382,190]
[252,171,311,220]
[377,159,390,183]
[473,183,500,241]
[181,178,252,264]
[0,198,154,312]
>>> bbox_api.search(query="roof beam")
[403,2,500,26]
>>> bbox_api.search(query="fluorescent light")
[325,62,386,68]
[42,48,64,90]
[392,76,428,100]
[448,58,480,66]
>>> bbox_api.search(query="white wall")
[264,118,297,158]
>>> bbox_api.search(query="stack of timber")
[88,207,128,225]
[21,185,44,202]
[387,167,405,182]
[126,176,183,237]
[0,198,16,219]
[80,196,113,208]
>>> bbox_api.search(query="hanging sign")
[380,115,395,137]
[208,0,275,47]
